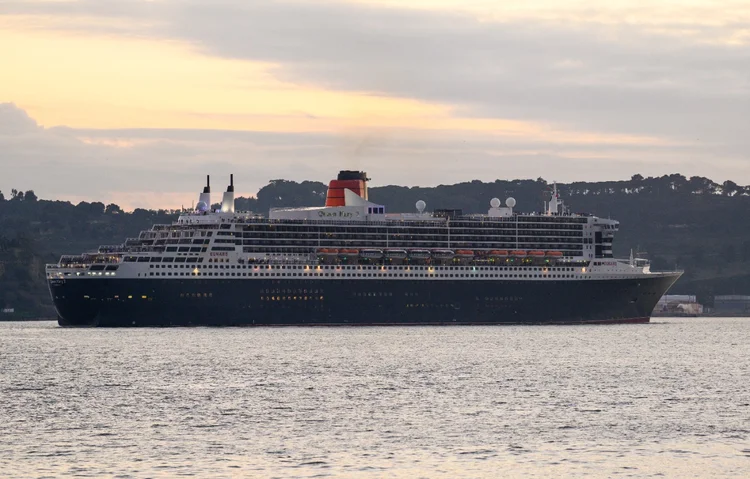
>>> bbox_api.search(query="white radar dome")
[506,197,517,208]
[416,200,426,213]
[196,201,209,212]
[490,197,501,208]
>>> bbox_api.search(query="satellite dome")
[196,201,209,212]
[416,200,426,213]
[490,197,501,208]
[506,197,517,208]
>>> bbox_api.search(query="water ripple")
[1,318,749,478]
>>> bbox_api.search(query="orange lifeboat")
[489,250,509,257]
[510,250,527,257]
[546,251,563,257]
[528,250,545,257]
[318,248,339,255]
[456,250,475,257]
[339,248,359,255]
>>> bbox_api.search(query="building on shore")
[713,295,750,316]
[653,295,704,317]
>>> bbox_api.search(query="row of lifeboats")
[317,248,564,259]
[492,250,564,258]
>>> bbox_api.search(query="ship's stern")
[48,277,101,326]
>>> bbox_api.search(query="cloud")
[3,1,749,148]
[0,103,334,208]
[0,103,744,212]
[1,2,748,206]
[0,103,41,134]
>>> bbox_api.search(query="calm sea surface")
[1,318,749,478]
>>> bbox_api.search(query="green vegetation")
[0,192,175,318]
[2,173,749,318]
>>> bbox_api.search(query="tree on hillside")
[721,180,739,197]
[75,201,105,215]
[24,190,38,202]
[688,176,716,195]
[0,190,4,201]
[105,203,123,214]
[132,208,152,219]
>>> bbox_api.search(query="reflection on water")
[1,318,748,478]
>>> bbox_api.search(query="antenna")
[203,175,211,193]
[228,174,234,192]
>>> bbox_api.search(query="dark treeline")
[2,173,750,317]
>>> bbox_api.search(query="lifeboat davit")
[546,251,563,257]
[510,250,527,257]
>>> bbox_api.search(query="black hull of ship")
[49,275,680,327]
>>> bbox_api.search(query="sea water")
[1,318,748,478]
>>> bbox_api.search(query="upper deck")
[49,171,622,271]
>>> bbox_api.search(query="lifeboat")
[528,250,546,257]
[510,250,527,257]
[408,249,431,259]
[338,248,359,256]
[546,251,563,257]
[318,248,339,255]
[432,249,455,259]
[456,250,474,258]
[385,249,408,259]
[489,250,509,258]
[360,249,384,259]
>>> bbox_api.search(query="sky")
[1,0,748,210]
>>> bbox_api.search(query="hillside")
[2,173,750,317]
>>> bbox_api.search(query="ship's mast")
[547,182,562,215]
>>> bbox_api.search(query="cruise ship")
[46,171,681,326]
